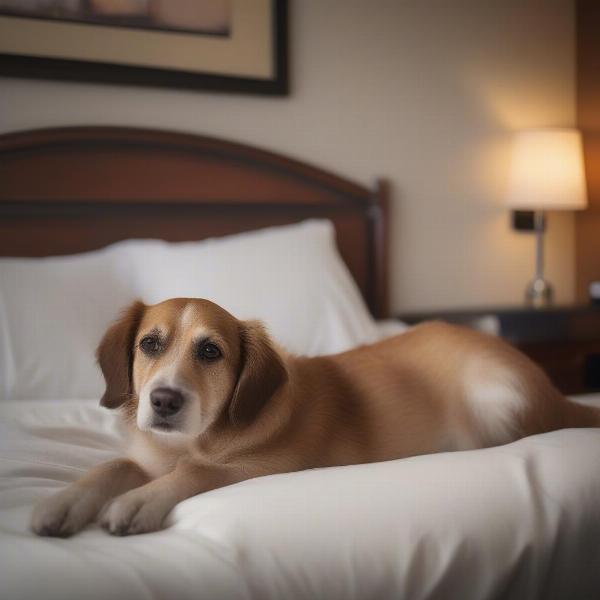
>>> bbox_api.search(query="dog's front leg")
[31,458,150,537]
[100,459,237,536]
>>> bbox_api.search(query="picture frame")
[0,0,288,96]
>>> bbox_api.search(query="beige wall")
[0,0,576,312]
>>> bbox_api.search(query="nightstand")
[396,305,600,396]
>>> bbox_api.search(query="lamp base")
[525,278,553,308]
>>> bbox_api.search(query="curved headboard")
[0,127,389,317]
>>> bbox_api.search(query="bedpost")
[369,178,390,319]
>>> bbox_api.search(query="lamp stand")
[525,210,553,308]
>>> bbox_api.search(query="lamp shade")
[506,128,588,210]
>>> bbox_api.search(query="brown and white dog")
[31,298,600,537]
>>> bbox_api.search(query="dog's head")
[96,298,287,436]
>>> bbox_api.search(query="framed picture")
[0,0,288,95]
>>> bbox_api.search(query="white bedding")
[1,221,599,599]
[1,396,600,600]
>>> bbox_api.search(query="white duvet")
[1,397,600,600]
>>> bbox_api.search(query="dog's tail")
[562,399,600,429]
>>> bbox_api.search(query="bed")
[1,127,599,600]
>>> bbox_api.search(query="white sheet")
[1,397,600,600]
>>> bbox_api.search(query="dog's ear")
[96,301,146,409]
[229,320,287,426]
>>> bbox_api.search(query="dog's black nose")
[150,387,184,418]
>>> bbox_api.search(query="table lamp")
[506,128,588,307]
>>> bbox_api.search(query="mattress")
[1,396,600,600]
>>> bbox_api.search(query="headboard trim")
[0,127,389,317]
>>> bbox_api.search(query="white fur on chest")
[127,431,191,479]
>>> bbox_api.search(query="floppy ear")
[96,301,146,409]
[229,320,288,426]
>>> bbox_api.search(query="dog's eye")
[197,342,222,361]
[139,336,161,355]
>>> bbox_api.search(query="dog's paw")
[31,488,97,538]
[100,491,166,536]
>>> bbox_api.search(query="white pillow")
[129,220,380,355]
[0,245,140,402]
[0,220,381,401]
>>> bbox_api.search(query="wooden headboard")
[577,0,600,301]
[0,127,389,317]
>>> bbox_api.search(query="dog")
[31,298,600,537]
